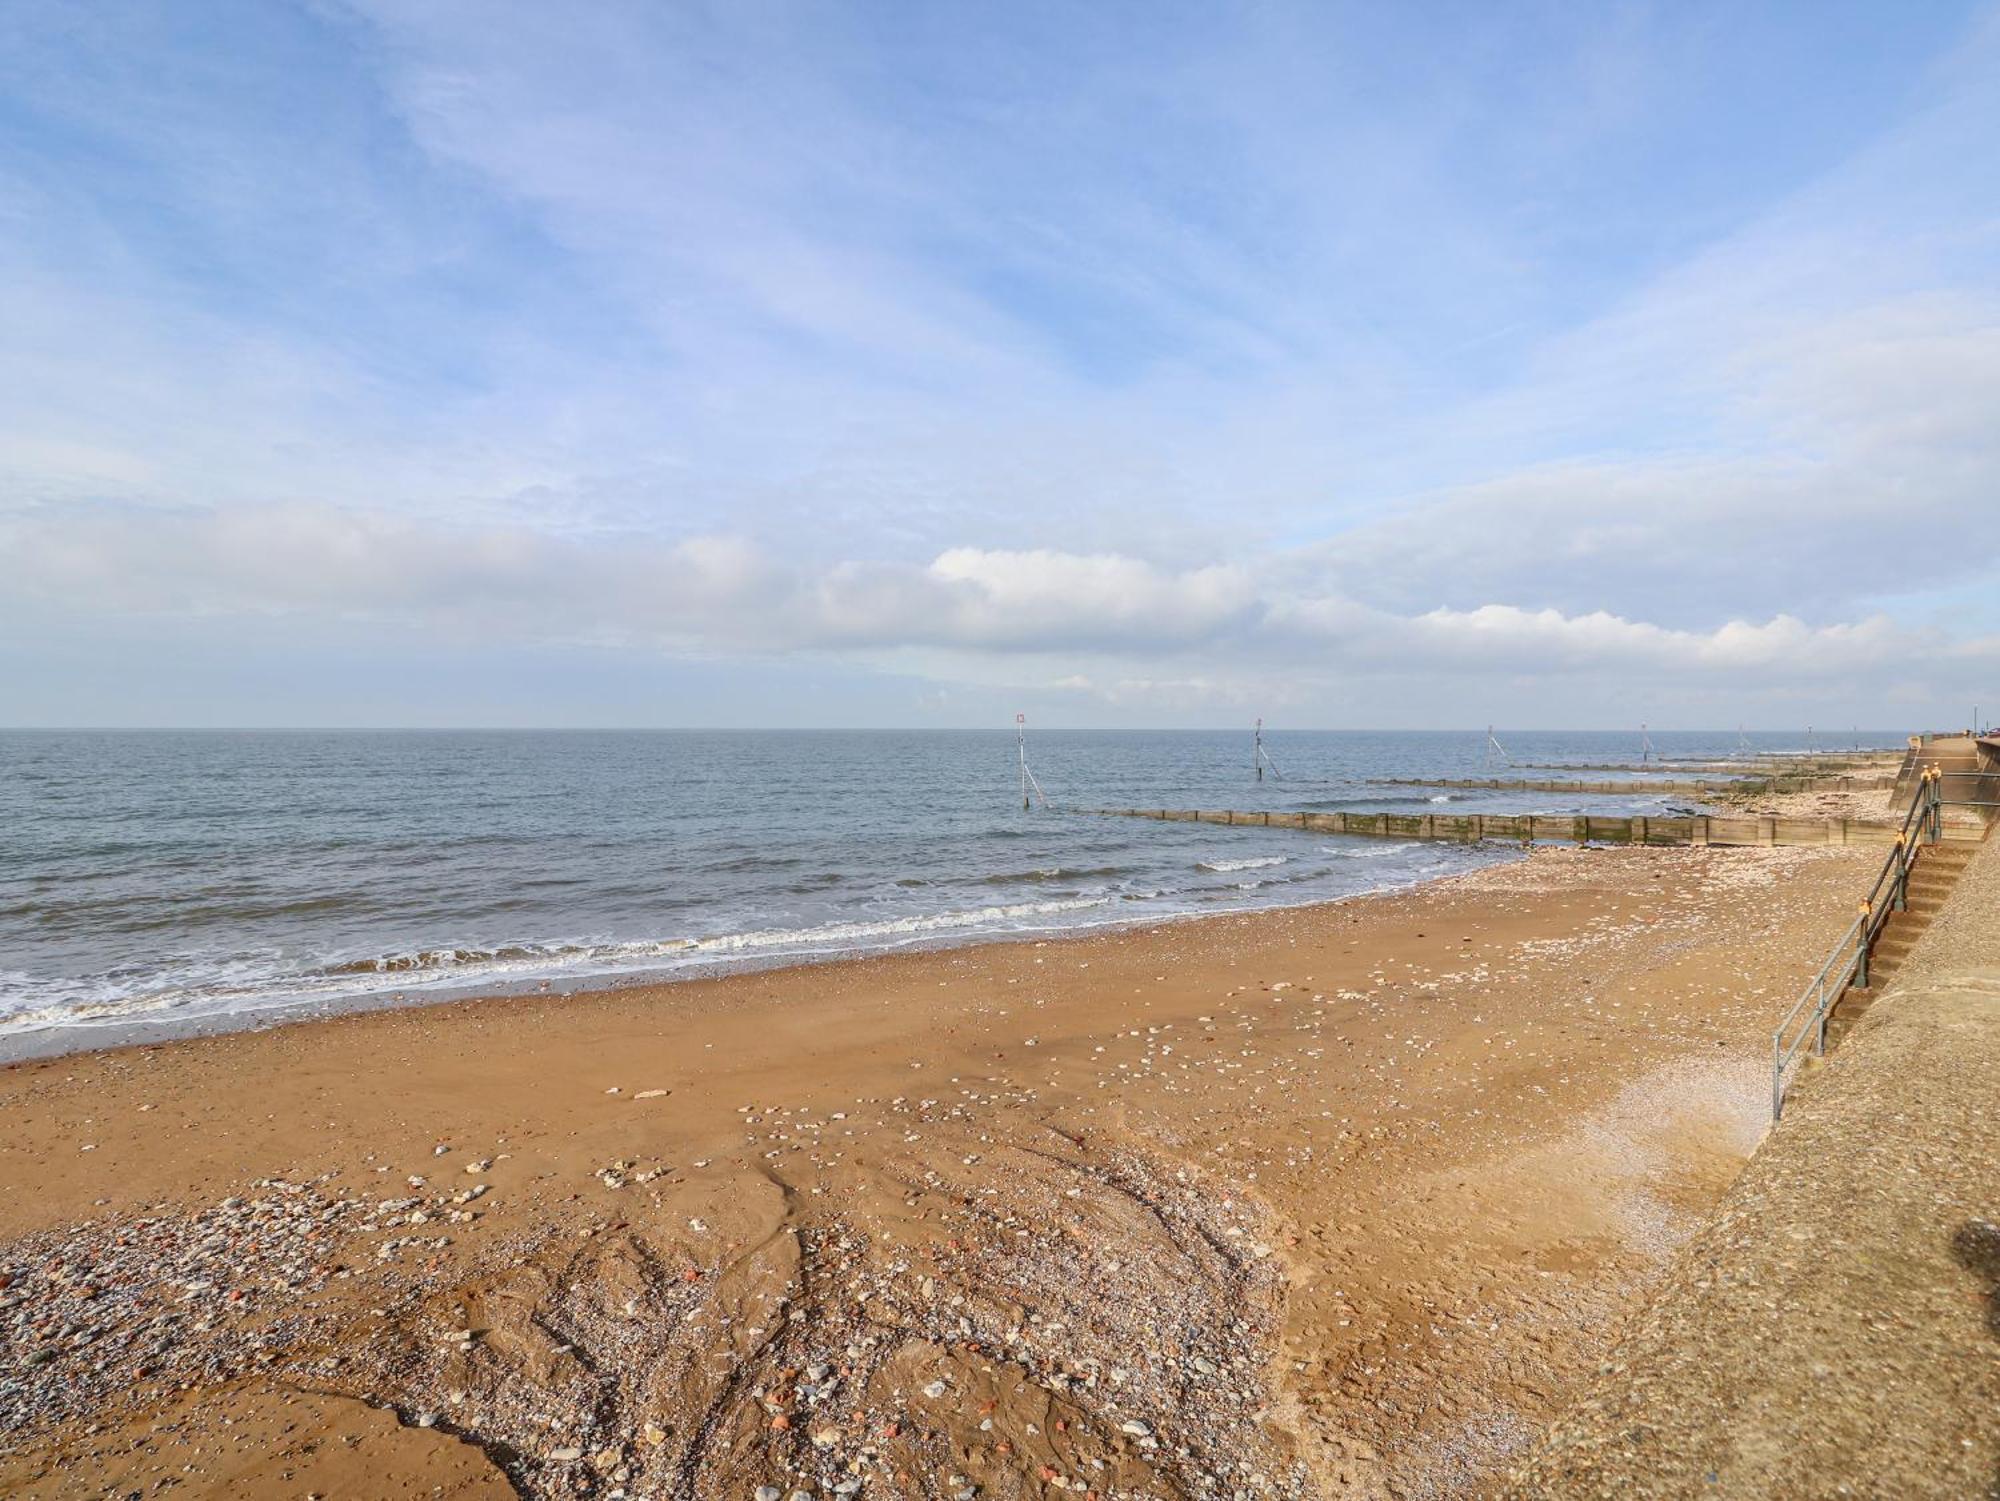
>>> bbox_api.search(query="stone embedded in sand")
[1120,1419,1153,1436]
[755,1487,782,1501]
[634,1088,669,1099]
[922,1379,948,1398]
[549,1446,582,1461]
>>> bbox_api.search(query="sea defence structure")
[1506,821,2000,1497]
[1497,734,2000,1493]
[1510,752,1904,775]
[1089,739,1988,850]
[1084,805,1948,848]
[1363,773,1897,797]
[1100,736,2000,1489]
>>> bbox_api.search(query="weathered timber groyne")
[1083,807,1968,847]
[1365,774,1897,796]
[1511,756,1902,775]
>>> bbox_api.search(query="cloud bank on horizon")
[2,0,1998,728]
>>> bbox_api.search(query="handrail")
[1771,767,1943,1118]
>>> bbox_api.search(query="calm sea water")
[0,728,1902,1055]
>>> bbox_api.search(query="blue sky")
[3,1,1998,728]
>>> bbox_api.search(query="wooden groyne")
[1366,774,1898,796]
[1504,764,1896,776]
[1083,807,1980,847]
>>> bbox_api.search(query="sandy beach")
[0,838,1879,1499]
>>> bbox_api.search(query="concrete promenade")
[1507,829,2000,1497]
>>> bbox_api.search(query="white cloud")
[4,4,2000,725]
[8,503,1977,693]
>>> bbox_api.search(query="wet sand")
[0,840,1877,1499]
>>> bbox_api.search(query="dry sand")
[0,840,1879,1499]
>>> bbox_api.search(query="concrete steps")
[1823,842,1978,1048]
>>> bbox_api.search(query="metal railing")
[1937,765,2000,814]
[1771,767,1945,1119]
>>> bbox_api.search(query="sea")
[0,728,1905,1057]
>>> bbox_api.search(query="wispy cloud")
[1,1,1997,724]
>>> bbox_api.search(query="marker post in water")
[1016,713,1049,810]
[1254,718,1282,782]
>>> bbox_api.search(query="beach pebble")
[550,1446,583,1462]
[1121,1419,1153,1437]
[634,1088,670,1099]
[922,1379,948,1399]
[755,1487,782,1501]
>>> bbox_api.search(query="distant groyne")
[1083,806,1967,847]
[1364,774,1897,797]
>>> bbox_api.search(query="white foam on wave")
[1327,841,1423,859]
[2,837,1526,1048]
[0,894,1121,1038]
[1195,855,1288,873]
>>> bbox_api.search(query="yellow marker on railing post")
[1855,902,1872,990]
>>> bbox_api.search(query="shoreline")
[1,839,1879,1498]
[0,841,1522,1065]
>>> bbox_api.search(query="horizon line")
[0,724,1916,736]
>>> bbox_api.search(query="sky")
[2,1,1998,730]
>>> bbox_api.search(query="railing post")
[1855,903,1870,990]
[1894,833,1908,911]
[1773,1034,1785,1120]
